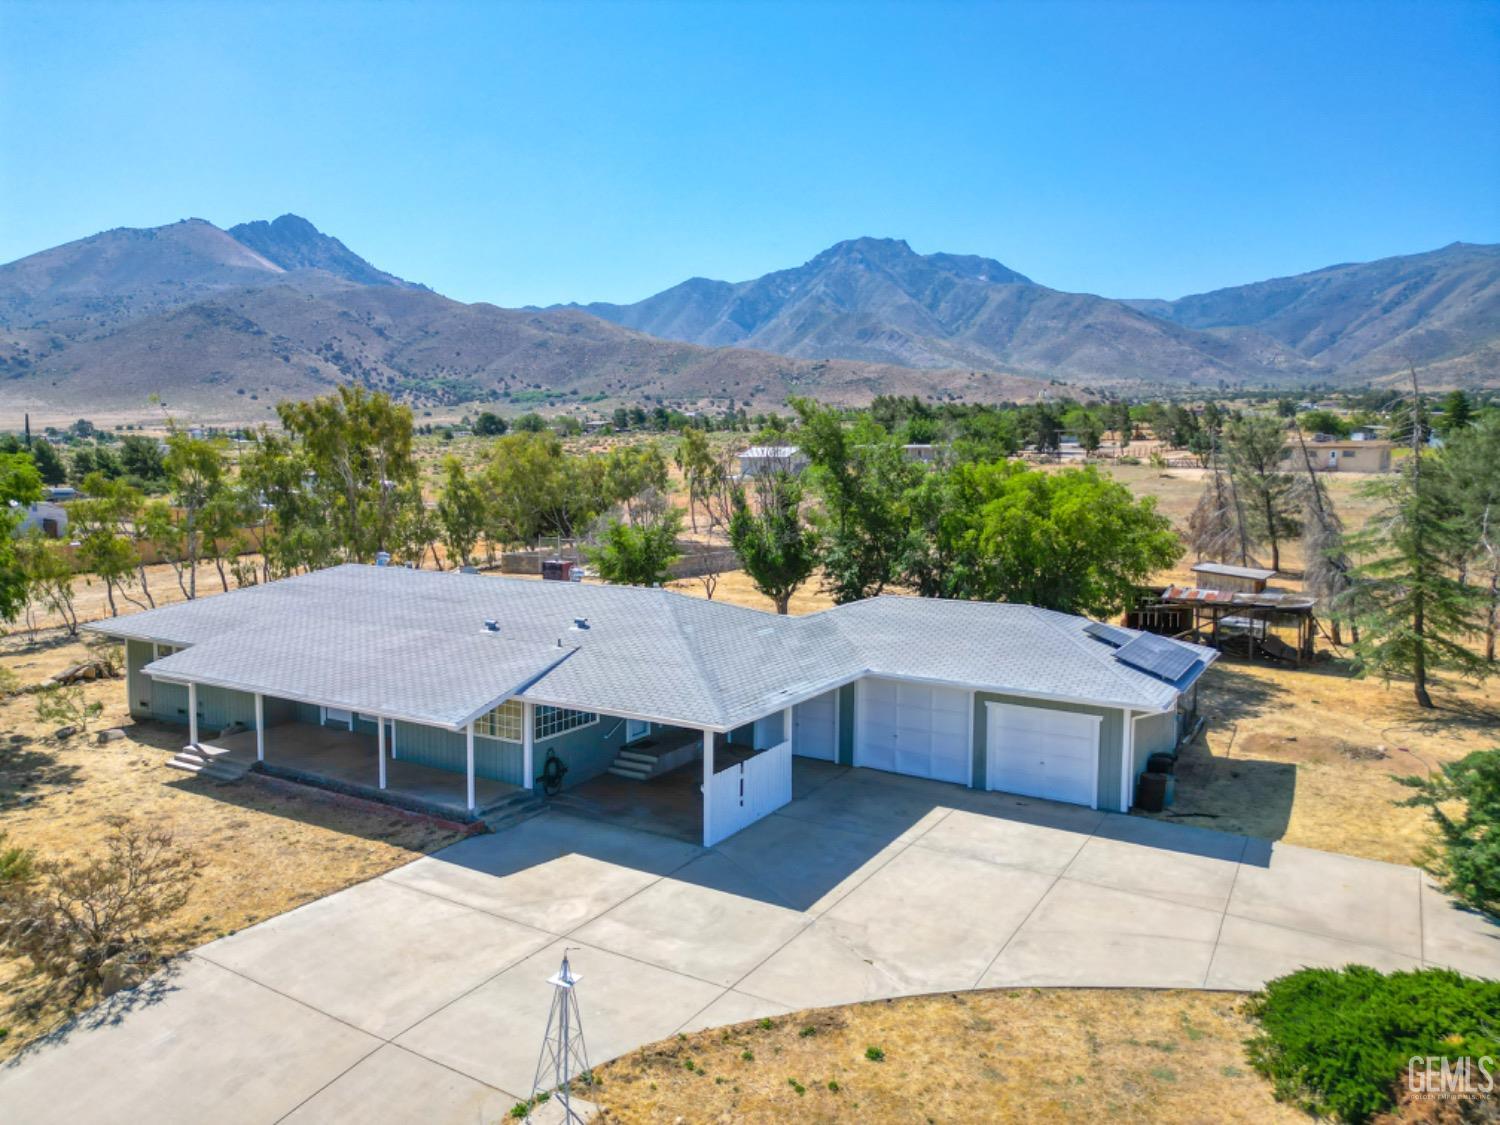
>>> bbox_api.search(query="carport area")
[4,767,1494,1124]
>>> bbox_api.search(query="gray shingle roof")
[92,564,1211,730]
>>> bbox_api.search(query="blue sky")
[2,0,1497,307]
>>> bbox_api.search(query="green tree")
[728,471,819,614]
[436,455,487,568]
[1441,413,1500,661]
[473,411,508,437]
[163,427,228,599]
[1439,388,1474,435]
[587,503,683,587]
[513,412,547,433]
[278,386,418,560]
[1226,414,1301,571]
[952,462,1181,616]
[0,452,44,622]
[1296,409,1349,439]
[29,439,66,486]
[794,399,921,603]
[1337,422,1487,708]
[673,428,714,534]
[119,434,168,487]
[70,474,146,617]
[1396,749,1500,915]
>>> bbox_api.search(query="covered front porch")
[203,723,523,820]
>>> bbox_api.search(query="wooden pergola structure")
[1126,585,1319,665]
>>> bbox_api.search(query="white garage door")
[985,702,1100,807]
[856,678,970,784]
[792,690,838,761]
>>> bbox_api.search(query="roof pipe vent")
[571,617,590,631]
[483,619,500,632]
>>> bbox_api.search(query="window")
[535,705,597,741]
[153,644,180,659]
[1342,450,1356,460]
[475,699,524,742]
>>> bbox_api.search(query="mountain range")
[1,216,1040,422]
[0,215,1495,423]
[575,236,1500,388]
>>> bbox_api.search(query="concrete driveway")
[2,764,1496,1123]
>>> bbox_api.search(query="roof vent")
[571,617,590,631]
[483,619,500,632]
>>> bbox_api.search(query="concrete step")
[607,765,652,781]
[167,747,250,782]
[616,749,658,767]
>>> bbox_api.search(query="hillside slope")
[577,237,1500,387]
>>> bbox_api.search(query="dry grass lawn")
[591,989,1300,1124]
[0,630,466,1060]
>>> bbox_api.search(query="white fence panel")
[706,739,792,846]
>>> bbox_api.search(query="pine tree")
[1336,379,1488,708]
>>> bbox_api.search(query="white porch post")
[377,713,387,790]
[466,722,476,812]
[388,719,397,760]
[781,706,792,745]
[522,701,535,790]
[701,728,715,847]
[187,682,199,747]
[1120,709,1135,813]
[254,692,264,762]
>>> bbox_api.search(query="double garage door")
[855,678,970,785]
[853,678,1102,809]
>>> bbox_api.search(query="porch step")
[616,750,657,767]
[167,744,251,783]
[605,746,666,782]
[477,790,547,832]
[607,764,653,781]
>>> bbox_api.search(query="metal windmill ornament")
[527,950,592,1123]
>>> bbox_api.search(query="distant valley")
[0,215,1494,424]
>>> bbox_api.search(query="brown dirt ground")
[590,989,1301,1125]
[0,630,466,1060]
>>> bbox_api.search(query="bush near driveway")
[1244,966,1500,1123]
[1397,748,1500,917]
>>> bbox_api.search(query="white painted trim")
[701,728,715,847]
[522,701,535,791]
[1120,709,1135,813]
[254,693,265,762]
[465,722,475,812]
[967,690,976,789]
[377,713,387,790]
[533,707,600,743]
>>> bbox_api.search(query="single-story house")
[736,445,807,478]
[1279,438,1394,472]
[89,565,1215,846]
[8,499,68,538]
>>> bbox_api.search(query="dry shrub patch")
[591,989,1302,1124]
[0,630,465,1060]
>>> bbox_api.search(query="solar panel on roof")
[1114,633,1199,683]
[1083,621,1135,648]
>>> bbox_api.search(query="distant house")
[44,485,80,502]
[8,500,68,539]
[901,443,939,463]
[1280,438,1394,473]
[1189,562,1276,595]
[737,445,807,478]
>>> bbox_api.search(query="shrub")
[0,819,204,994]
[33,682,102,734]
[1396,748,1500,916]
[865,1045,885,1062]
[1244,966,1500,1123]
